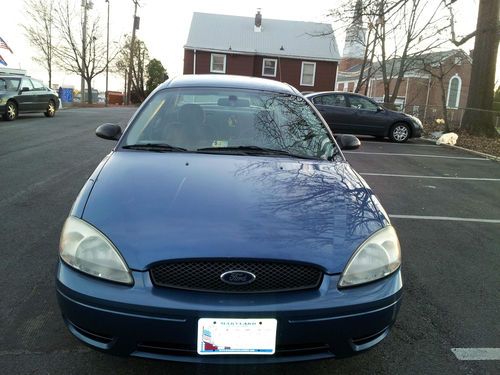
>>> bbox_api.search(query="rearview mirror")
[335,134,361,150]
[96,123,122,140]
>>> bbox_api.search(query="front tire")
[44,100,56,118]
[389,123,410,143]
[3,101,18,121]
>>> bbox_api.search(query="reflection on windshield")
[123,88,340,160]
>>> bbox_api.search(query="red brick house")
[336,50,472,125]
[183,11,340,92]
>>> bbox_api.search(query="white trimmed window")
[300,62,316,86]
[262,58,277,77]
[210,54,226,74]
[446,74,462,108]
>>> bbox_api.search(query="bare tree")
[22,0,55,87]
[330,0,450,106]
[115,37,149,103]
[53,0,107,103]
[375,0,450,105]
[448,0,499,137]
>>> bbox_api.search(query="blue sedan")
[56,75,402,364]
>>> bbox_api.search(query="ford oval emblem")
[220,270,256,285]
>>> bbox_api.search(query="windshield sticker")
[212,140,229,148]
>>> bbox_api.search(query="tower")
[340,0,366,71]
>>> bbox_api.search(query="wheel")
[44,100,56,117]
[3,101,17,121]
[389,123,410,143]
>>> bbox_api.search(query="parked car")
[0,75,58,121]
[56,75,402,363]
[305,91,422,142]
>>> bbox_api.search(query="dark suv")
[0,75,59,121]
[305,91,422,142]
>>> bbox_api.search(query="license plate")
[197,318,277,355]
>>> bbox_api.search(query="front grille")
[150,260,323,293]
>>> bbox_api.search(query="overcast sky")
[1,0,496,92]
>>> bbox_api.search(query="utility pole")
[105,0,110,107]
[81,0,88,104]
[126,0,139,105]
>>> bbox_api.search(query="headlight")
[339,226,401,288]
[59,216,133,285]
[408,115,422,127]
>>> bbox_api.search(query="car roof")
[160,74,300,95]
[305,91,372,99]
[0,75,28,79]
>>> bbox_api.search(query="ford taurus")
[56,75,402,364]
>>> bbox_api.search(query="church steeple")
[342,0,366,59]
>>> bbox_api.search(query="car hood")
[82,152,388,273]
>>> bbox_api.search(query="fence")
[402,104,500,132]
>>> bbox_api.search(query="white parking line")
[344,151,488,160]
[451,348,500,360]
[360,173,500,181]
[364,142,440,147]
[389,215,500,224]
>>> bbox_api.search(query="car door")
[30,79,50,110]
[311,94,353,133]
[346,95,387,136]
[17,78,36,112]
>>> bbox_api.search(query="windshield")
[0,78,21,91]
[123,88,339,160]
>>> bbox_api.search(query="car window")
[348,96,378,111]
[0,78,21,91]
[21,78,34,91]
[322,94,347,107]
[124,88,339,160]
[31,79,44,90]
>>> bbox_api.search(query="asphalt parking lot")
[0,108,498,374]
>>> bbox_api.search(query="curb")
[421,137,500,162]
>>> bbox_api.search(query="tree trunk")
[355,26,373,93]
[461,0,499,137]
[86,78,93,104]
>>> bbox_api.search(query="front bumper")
[56,261,402,364]
[412,125,423,138]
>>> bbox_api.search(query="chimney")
[254,9,262,32]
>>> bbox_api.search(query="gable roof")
[185,12,340,62]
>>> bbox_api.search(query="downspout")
[423,76,431,122]
[404,78,410,112]
[193,49,197,75]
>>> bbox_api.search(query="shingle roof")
[185,12,340,62]
[337,49,471,81]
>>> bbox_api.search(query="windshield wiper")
[122,143,188,152]
[196,145,320,160]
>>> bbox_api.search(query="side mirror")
[336,134,361,150]
[376,106,384,112]
[20,87,30,92]
[96,123,122,140]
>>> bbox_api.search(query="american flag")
[0,37,13,54]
